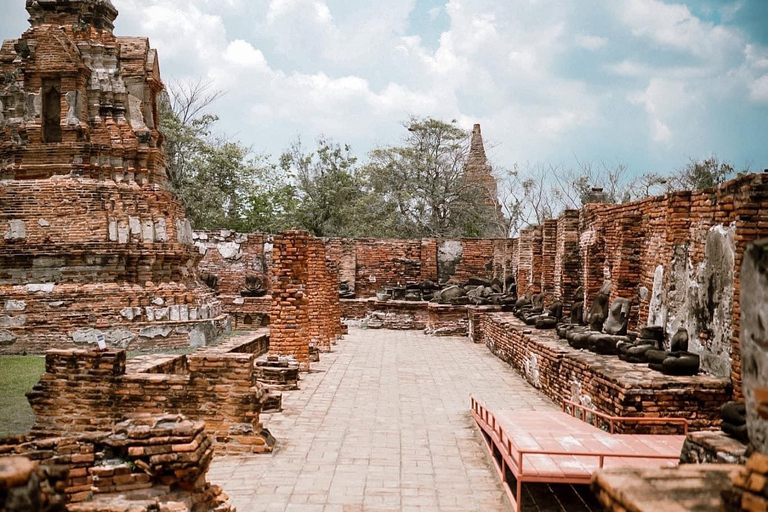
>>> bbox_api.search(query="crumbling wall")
[271,231,340,368]
[26,335,273,455]
[0,415,235,510]
[195,230,271,296]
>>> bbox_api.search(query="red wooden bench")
[470,396,688,512]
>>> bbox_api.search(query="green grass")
[0,356,46,438]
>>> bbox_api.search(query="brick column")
[270,230,311,369]
[540,220,558,296]
[530,225,543,294]
[420,238,438,282]
[517,229,533,294]
[554,209,581,313]
[579,206,607,311]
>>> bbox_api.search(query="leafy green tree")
[667,156,743,192]
[159,79,296,232]
[363,116,496,238]
[280,137,368,237]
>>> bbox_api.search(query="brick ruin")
[590,238,768,512]
[322,173,768,399]
[0,0,225,355]
[194,230,272,330]
[0,415,234,512]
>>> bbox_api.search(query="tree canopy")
[160,79,752,238]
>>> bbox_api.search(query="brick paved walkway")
[208,328,593,512]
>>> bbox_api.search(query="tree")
[159,78,223,195]
[280,137,370,237]
[666,156,744,192]
[363,116,496,238]
[159,78,296,232]
[497,163,556,237]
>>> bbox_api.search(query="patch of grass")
[0,356,46,438]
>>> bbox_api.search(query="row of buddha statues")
[512,280,701,376]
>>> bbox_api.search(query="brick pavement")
[208,328,586,512]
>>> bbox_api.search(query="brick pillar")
[530,225,543,294]
[517,229,532,294]
[270,230,311,369]
[554,209,581,314]
[613,213,643,327]
[540,220,558,296]
[420,238,438,282]
[306,238,332,352]
[579,206,607,314]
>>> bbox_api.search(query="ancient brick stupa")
[0,0,225,353]
[464,123,505,236]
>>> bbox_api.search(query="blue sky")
[2,0,767,177]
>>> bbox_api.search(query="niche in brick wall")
[438,240,462,283]
[42,79,62,143]
[649,224,736,378]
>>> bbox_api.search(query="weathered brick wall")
[425,304,469,336]
[479,312,731,432]
[0,3,223,354]
[541,220,558,296]
[353,239,423,296]
[271,231,340,366]
[516,229,533,294]
[26,346,270,455]
[324,237,517,297]
[420,239,439,282]
[570,173,768,391]
[451,239,496,283]
[24,332,271,456]
[195,230,271,296]
[306,237,339,351]
[554,210,581,312]
[270,231,311,367]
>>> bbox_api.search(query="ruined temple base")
[478,313,732,432]
[681,430,748,464]
[1,315,231,355]
[220,294,271,330]
[341,298,472,335]
[425,303,468,336]
[592,464,740,512]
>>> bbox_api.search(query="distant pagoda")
[0,0,226,353]
[465,123,506,237]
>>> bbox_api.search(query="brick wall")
[554,210,581,312]
[0,4,223,354]
[479,312,731,432]
[195,230,271,296]
[24,332,271,456]
[270,231,340,367]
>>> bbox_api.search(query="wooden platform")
[471,397,687,512]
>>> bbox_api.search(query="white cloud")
[575,34,607,50]
[630,78,696,144]
[615,0,741,61]
[750,75,768,104]
[104,0,768,170]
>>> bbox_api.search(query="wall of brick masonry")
[554,210,581,313]
[0,1,224,354]
[324,237,519,297]
[270,231,341,368]
[478,312,731,432]
[195,230,272,296]
[25,331,273,456]
[425,304,469,336]
[0,415,234,510]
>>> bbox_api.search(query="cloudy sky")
[2,0,767,176]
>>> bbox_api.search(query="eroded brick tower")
[465,123,506,237]
[0,0,225,353]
